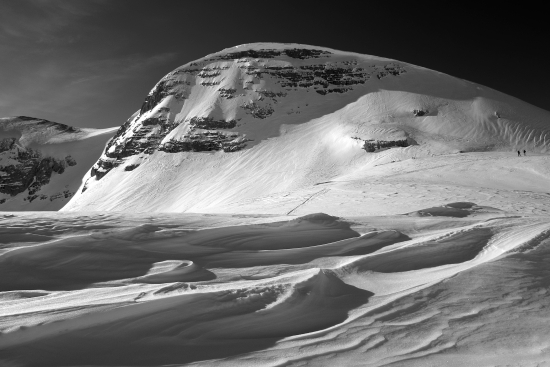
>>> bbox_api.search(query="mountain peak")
[63,45,550,212]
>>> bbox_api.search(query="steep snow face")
[65,43,550,212]
[0,116,117,210]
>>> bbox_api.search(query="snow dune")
[0,213,400,291]
[1,205,550,366]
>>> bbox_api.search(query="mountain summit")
[63,43,550,212]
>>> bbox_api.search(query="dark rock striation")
[363,139,410,152]
[160,132,249,153]
[214,48,331,61]
[189,117,239,129]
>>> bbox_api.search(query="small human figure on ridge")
[518,150,521,157]
[524,149,526,156]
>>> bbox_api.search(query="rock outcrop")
[0,116,117,210]
[362,139,410,153]
[0,140,75,199]
[88,44,408,183]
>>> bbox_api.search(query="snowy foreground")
[2,158,550,366]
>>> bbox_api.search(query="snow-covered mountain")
[4,43,550,367]
[63,43,550,212]
[0,116,117,210]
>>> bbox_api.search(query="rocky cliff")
[0,116,117,210]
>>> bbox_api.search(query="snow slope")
[63,43,550,213]
[0,116,117,210]
[1,207,550,366]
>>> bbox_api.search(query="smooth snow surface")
[1,208,550,366]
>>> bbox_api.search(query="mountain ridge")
[5,43,546,213]
[0,116,117,210]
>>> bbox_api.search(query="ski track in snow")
[286,188,330,215]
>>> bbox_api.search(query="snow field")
[1,206,550,366]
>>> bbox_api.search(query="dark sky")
[1,1,548,128]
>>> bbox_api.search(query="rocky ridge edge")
[0,133,77,204]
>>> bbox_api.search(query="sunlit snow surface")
[1,203,550,366]
[3,42,550,366]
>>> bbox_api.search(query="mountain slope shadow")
[0,214,359,291]
[349,227,494,273]
[0,270,373,366]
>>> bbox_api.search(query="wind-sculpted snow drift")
[2,206,550,366]
[0,117,117,210]
[63,43,550,212]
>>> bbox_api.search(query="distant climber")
[524,150,526,156]
[518,150,521,157]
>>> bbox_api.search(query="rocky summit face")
[65,43,550,212]
[88,45,408,183]
[0,116,117,210]
[1,136,76,198]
